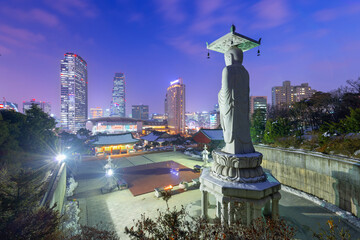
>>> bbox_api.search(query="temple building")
[92,132,139,156]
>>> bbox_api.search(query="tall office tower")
[164,95,168,119]
[165,78,185,134]
[250,96,267,116]
[90,107,103,119]
[132,105,149,120]
[23,98,51,115]
[272,81,316,108]
[60,53,88,132]
[110,73,125,117]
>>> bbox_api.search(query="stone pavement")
[71,151,360,239]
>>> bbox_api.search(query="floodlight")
[106,169,113,177]
[56,154,66,162]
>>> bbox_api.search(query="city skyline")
[1,1,360,116]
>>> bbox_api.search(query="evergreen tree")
[250,109,267,143]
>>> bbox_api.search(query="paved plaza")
[71,151,360,239]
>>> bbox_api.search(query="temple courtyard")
[71,151,360,239]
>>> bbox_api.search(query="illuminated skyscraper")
[111,73,125,117]
[60,53,88,132]
[165,78,185,134]
[132,105,149,120]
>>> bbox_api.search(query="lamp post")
[55,154,66,163]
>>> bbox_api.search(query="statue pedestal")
[200,150,281,225]
[211,150,266,183]
[200,168,281,225]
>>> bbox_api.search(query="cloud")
[189,16,234,35]
[154,0,186,24]
[314,9,337,22]
[314,2,360,22]
[167,36,205,56]
[272,43,303,53]
[44,0,98,18]
[196,0,222,16]
[0,44,11,55]
[0,24,45,43]
[31,9,60,26]
[0,7,60,27]
[341,40,360,52]
[311,28,330,38]
[0,24,45,49]
[128,13,144,23]
[251,0,292,29]
[189,0,243,35]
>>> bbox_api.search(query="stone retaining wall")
[255,145,360,217]
[41,163,67,213]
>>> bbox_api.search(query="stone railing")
[255,145,360,217]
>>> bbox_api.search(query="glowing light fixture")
[106,169,114,177]
[56,154,66,162]
[170,79,180,85]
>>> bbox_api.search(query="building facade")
[151,113,167,122]
[0,101,19,112]
[23,99,51,115]
[60,53,88,132]
[90,107,103,119]
[132,105,149,120]
[165,78,185,134]
[111,73,125,117]
[250,96,267,116]
[272,81,316,108]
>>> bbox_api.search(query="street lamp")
[55,154,66,162]
[106,168,113,177]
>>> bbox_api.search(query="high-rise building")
[132,105,149,120]
[272,81,316,108]
[90,107,103,119]
[165,78,185,134]
[0,100,19,112]
[111,73,125,117]
[60,53,88,132]
[250,96,267,115]
[103,108,111,117]
[23,99,51,115]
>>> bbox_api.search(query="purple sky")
[1,0,360,117]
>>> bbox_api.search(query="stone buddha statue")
[218,46,255,155]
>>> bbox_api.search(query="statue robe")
[218,63,255,154]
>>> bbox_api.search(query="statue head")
[224,47,243,66]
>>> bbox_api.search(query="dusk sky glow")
[1,0,360,117]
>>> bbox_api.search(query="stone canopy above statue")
[207,25,261,53]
